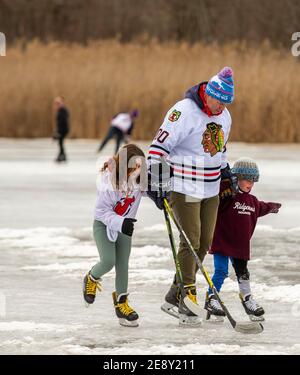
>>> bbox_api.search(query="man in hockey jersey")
[98,110,139,155]
[148,67,234,326]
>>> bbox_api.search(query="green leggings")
[91,220,132,295]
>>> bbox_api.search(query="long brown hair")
[101,144,146,190]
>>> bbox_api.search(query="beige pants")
[170,191,219,285]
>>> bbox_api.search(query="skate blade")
[119,318,139,328]
[205,312,224,324]
[161,302,179,319]
[183,296,203,316]
[234,321,264,334]
[84,302,91,308]
[249,314,265,322]
[179,314,202,328]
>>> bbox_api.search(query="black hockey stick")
[163,205,203,317]
[164,198,264,334]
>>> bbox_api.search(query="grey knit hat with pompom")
[231,157,259,182]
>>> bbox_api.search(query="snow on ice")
[0,139,299,354]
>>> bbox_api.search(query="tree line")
[0,0,299,48]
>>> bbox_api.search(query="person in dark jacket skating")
[53,96,70,162]
[204,157,281,321]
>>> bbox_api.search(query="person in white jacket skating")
[83,144,146,327]
[97,110,139,154]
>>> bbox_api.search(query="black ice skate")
[240,293,265,322]
[161,283,180,319]
[178,285,202,327]
[83,272,102,307]
[55,153,67,163]
[204,292,225,323]
[112,292,139,327]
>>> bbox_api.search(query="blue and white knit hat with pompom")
[205,67,234,104]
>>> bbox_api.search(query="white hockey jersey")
[111,113,132,133]
[148,96,232,199]
[94,170,143,242]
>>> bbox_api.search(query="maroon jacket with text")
[210,182,275,260]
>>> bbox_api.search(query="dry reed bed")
[0,40,299,142]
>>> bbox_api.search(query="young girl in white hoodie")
[83,144,146,327]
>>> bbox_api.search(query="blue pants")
[208,253,249,295]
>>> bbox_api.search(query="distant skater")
[53,96,70,162]
[98,110,139,155]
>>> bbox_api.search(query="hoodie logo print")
[114,196,136,216]
[201,122,224,157]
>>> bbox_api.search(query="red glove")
[269,202,281,213]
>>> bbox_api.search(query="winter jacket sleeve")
[219,179,231,197]
[148,103,197,163]
[95,190,125,233]
[221,142,229,169]
[217,179,236,210]
[258,200,281,217]
[220,109,232,169]
[94,172,125,234]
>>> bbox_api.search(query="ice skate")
[161,283,180,319]
[112,292,139,327]
[240,293,265,322]
[178,285,202,327]
[204,292,225,323]
[55,153,67,163]
[83,272,102,307]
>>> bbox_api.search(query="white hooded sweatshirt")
[94,170,143,242]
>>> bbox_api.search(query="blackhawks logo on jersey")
[168,109,181,122]
[201,122,224,157]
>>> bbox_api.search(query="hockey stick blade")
[183,296,203,316]
[234,321,264,334]
[163,200,264,335]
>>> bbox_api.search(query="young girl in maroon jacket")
[205,157,281,321]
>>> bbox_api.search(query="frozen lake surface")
[0,139,299,355]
